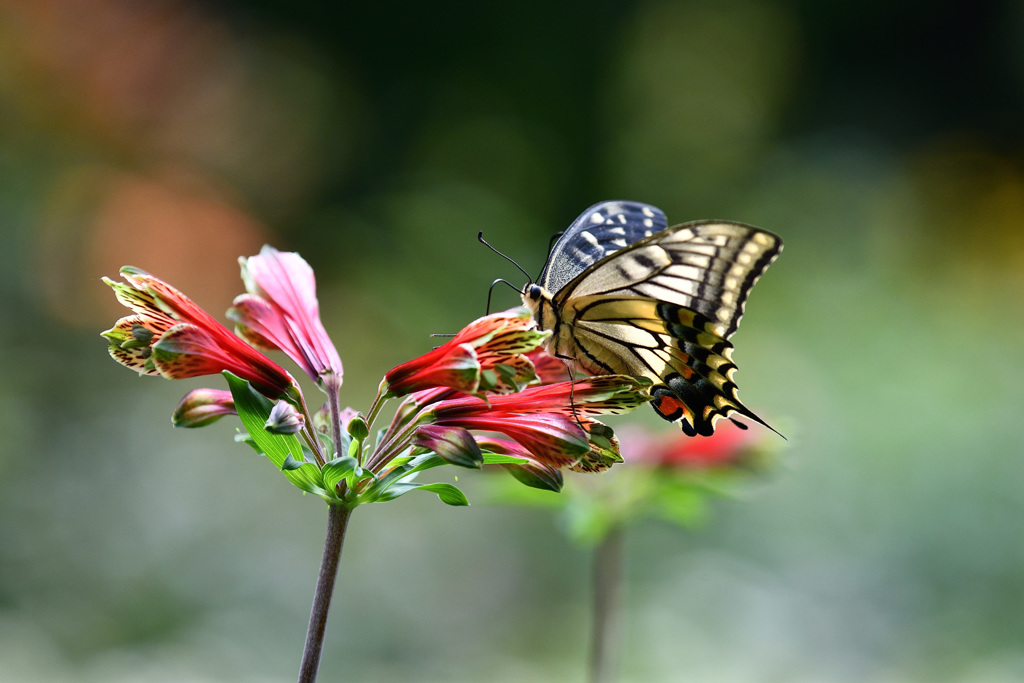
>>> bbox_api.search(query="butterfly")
[522,200,782,437]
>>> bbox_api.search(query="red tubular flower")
[427,375,649,471]
[229,245,343,388]
[385,343,481,397]
[102,267,298,401]
[432,375,650,419]
[526,347,575,384]
[384,307,548,398]
[373,308,651,476]
[437,412,588,469]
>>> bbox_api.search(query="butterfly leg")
[553,353,587,433]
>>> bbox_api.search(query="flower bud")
[413,424,483,469]
[265,400,305,435]
[346,413,369,441]
[172,389,236,428]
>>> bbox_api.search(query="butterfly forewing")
[555,221,781,340]
[526,201,781,437]
[539,200,667,295]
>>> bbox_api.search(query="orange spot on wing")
[652,388,690,423]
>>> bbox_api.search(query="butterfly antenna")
[486,278,521,315]
[478,232,532,284]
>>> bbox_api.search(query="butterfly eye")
[527,284,543,301]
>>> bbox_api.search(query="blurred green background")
[2,0,1024,681]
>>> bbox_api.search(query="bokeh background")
[2,0,1024,681]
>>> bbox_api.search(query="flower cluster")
[102,248,652,507]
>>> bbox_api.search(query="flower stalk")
[589,524,624,683]
[298,503,353,683]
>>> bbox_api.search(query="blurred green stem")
[589,524,624,683]
[298,503,353,683]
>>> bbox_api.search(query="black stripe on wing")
[555,221,782,340]
[566,295,775,436]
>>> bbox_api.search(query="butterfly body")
[523,200,782,437]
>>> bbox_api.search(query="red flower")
[229,246,343,389]
[526,347,574,384]
[384,308,547,397]
[619,421,758,469]
[427,375,649,471]
[370,308,652,477]
[436,411,589,469]
[102,267,298,401]
[432,375,650,419]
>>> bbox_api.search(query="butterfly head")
[521,281,558,335]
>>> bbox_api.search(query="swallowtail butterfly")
[522,200,782,437]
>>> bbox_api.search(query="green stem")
[326,379,345,463]
[363,378,388,432]
[588,525,624,683]
[293,387,325,467]
[363,404,427,473]
[297,504,353,683]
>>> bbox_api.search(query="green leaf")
[357,453,438,498]
[356,453,456,505]
[416,482,470,506]
[481,451,530,465]
[372,481,419,503]
[281,454,305,471]
[322,456,358,491]
[224,372,329,498]
[372,481,470,506]
[289,462,332,497]
[479,368,498,390]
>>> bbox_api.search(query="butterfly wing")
[539,200,667,295]
[544,219,782,436]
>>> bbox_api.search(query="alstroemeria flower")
[436,411,590,469]
[172,388,236,428]
[527,347,575,384]
[431,375,651,419]
[103,267,299,401]
[425,375,649,471]
[384,307,548,398]
[365,309,651,479]
[229,245,343,389]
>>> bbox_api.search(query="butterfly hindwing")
[556,296,763,436]
[525,201,781,436]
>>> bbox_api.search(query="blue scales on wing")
[538,200,668,296]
